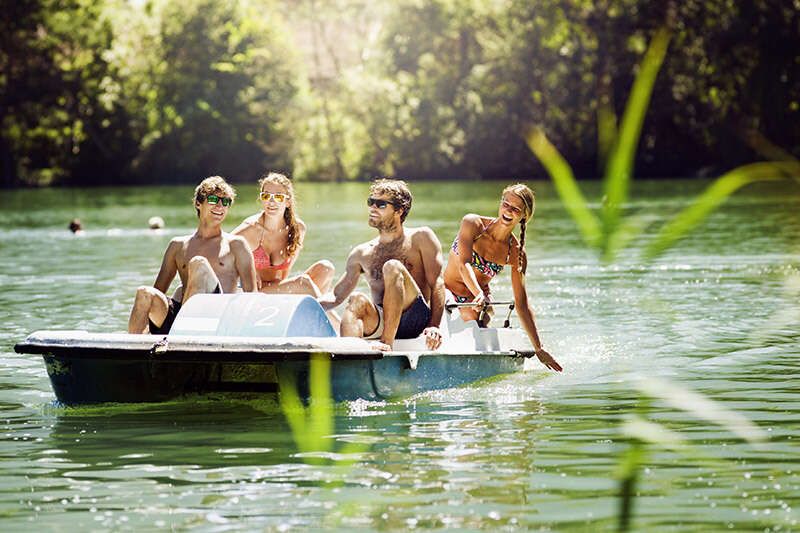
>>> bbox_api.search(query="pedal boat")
[14,294,537,405]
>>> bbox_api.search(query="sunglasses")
[260,192,288,203]
[367,197,397,209]
[206,194,232,207]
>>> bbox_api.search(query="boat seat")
[391,307,510,353]
[169,293,337,338]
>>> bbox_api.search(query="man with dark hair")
[128,176,257,334]
[320,179,445,350]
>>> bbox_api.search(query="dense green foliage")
[1,0,798,186]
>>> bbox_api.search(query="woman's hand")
[535,348,563,372]
[470,292,487,312]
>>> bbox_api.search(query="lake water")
[1,180,798,531]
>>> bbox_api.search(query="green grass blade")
[615,441,645,533]
[602,28,671,240]
[602,213,651,263]
[308,353,334,447]
[634,377,768,445]
[278,369,310,449]
[620,415,687,450]
[278,354,335,459]
[643,161,799,260]
[526,126,603,248]
[597,101,617,171]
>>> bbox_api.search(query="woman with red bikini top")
[231,172,335,297]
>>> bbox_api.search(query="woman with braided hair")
[443,184,562,371]
[232,172,334,297]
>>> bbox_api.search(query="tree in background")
[0,0,136,187]
[343,0,798,181]
[2,0,797,186]
[118,0,300,184]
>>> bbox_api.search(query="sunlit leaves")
[526,126,602,247]
[601,27,670,251]
[528,26,799,263]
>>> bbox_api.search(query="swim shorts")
[149,297,181,335]
[147,285,221,335]
[364,295,432,340]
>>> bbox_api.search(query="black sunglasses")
[206,194,233,207]
[367,197,397,209]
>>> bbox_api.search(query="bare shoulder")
[461,213,483,225]
[459,213,486,232]
[163,234,190,261]
[231,212,261,235]
[351,238,376,258]
[296,217,308,232]
[168,234,191,248]
[410,226,441,247]
[225,232,251,251]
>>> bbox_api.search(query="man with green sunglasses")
[128,176,257,334]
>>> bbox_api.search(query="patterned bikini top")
[451,219,510,279]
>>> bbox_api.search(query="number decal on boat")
[254,306,280,327]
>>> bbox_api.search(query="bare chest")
[178,239,234,274]
[366,240,422,282]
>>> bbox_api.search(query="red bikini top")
[253,245,291,271]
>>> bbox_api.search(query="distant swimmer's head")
[148,216,165,230]
[194,176,236,217]
[68,218,83,233]
[369,178,412,223]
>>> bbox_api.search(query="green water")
[1,180,798,531]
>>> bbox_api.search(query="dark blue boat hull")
[41,351,524,404]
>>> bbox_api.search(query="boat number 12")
[254,306,280,327]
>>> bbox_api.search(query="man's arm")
[231,236,257,292]
[318,248,363,310]
[418,227,445,328]
[153,239,181,294]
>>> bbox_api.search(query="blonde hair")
[259,171,301,258]
[502,183,535,274]
[369,178,413,222]
[194,176,236,217]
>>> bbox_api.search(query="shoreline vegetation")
[3,0,798,188]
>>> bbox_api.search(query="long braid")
[502,183,535,274]
[518,218,528,274]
